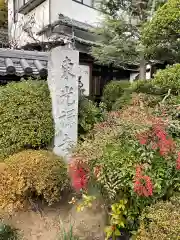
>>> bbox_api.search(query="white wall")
[130,65,152,82]
[8,0,49,48]
[8,0,101,47]
[50,0,101,25]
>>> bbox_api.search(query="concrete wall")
[8,0,49,47]
[50,0,101,25]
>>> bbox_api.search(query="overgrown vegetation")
[70,63,180,239]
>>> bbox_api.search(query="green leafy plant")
[77,111,180,230]
[130,80,166,96]
[0,80,54,159]
[76,194,96,212]
[0,222,18,240]
[0,150,69,212]
[152,64,180,94]
[102,81,130,111]
[105,200,128,240]
[78,96,105,135]
[58,220,79,240]
[112,91,132,110]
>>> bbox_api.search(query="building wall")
[50,0,100,25]
[8,0,100,48]
[8,0,49,47]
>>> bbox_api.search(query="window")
[73,0,97,9]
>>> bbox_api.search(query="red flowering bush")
[70,100,180,237]
[136,121,175,156]
[134,166,153,197]
[68,156,89,192]
[176,152,180,170]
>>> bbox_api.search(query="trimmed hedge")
[0,80,54,159]
[0,150,69,212]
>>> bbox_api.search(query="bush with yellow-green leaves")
[0,80,54,159]
[0,150,69,212]
[136,196,180,240]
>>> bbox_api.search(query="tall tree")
[142,0,180,63]
[92,0,166,79]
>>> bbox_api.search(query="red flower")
[176,152,180,170]
[136,131,149,145]
[69,164,88,191]
[134,166,153,197]
[139,137,147,145]
[137,122,175,156]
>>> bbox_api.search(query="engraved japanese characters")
[48,47,79,159]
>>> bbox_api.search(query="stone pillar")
[48,46,79,159]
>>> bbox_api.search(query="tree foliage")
[142,0,180,63]
[91,0,166,77]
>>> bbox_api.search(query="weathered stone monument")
[48,46,79,159]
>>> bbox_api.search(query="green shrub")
[0,222,18,240]
[90,132,179,202]
[112,91,132,110]
[136,197,180,240]
[130,80,166,96]
[152,64,180,94]
[0,80,54,159]
[153,95,180,138]
[78,96,105,135]
[102,80,130,110]
[75,109,180,229]
[0,150,69,212]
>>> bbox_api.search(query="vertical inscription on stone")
[48,47,79,159]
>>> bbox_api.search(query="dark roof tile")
[0,48,48,77]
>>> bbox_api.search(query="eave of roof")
[0,48,48,77]
[37,14,94,36]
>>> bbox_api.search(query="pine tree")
[92,0,166,79]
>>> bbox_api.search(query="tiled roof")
[0,48,48,77]
[37,14,94,36]
[58,14,93,32]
